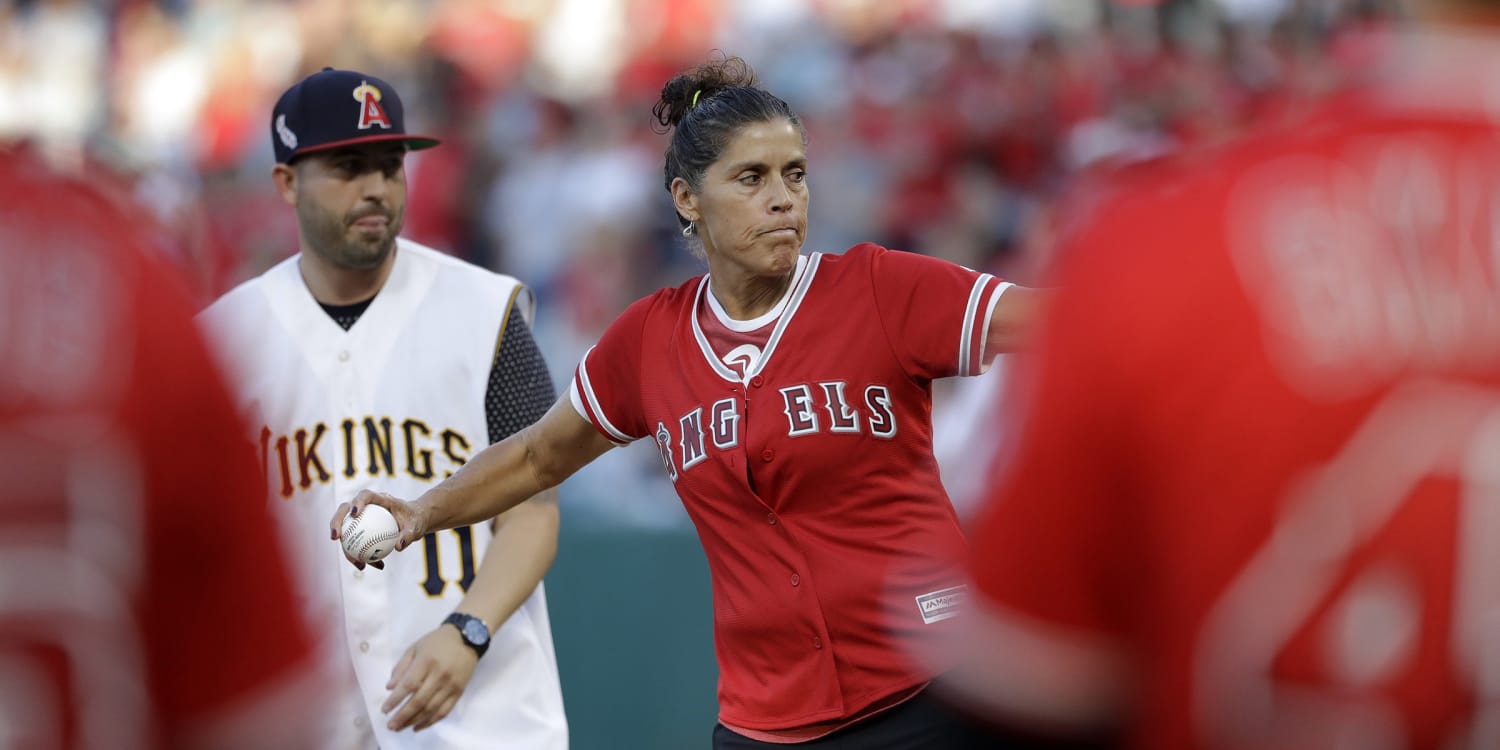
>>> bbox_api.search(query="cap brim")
[288,133,441,161]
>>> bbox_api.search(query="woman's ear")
[670,176,699,224]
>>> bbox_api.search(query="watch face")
[461,618,490,645]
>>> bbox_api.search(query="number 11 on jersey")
[420,526,477,597]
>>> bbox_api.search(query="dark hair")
[652,55,804,231]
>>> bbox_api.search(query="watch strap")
[442,612,490,659]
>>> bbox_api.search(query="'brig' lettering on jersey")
[657,380,896,482]
[257,417,473,498]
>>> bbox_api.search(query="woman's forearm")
[414,429,547,533]
[413,393,617,534]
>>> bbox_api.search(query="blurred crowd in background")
[0,0,1397,526]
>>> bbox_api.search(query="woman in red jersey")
[334,56,1048,749]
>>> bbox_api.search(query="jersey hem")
[717,682,928,743]
[714,673,932,732]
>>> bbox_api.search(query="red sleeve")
[129,253,316,728]
[865,244,1009,379]
[966,203,1148,638]
[570,293,656,444]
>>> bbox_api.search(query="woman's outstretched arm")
[330,393,616,566]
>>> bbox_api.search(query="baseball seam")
[346,518,399,562]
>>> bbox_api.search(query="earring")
[682,221,696,238]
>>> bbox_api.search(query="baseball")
[341,505,400,564]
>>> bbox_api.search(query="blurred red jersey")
[0,156,322,750]
[964,30,1500,750]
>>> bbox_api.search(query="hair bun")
[652,55,760,130]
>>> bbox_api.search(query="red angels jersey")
[0,164,320,749]
[570,244,1009,729]
[969,30,1500,750]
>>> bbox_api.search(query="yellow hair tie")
[691,89,702,109]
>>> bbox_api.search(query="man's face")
[286,143,408,271]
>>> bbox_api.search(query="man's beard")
[298,200,403,271]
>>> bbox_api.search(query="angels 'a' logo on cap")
[353,81,392,130]
[275,113,298,150]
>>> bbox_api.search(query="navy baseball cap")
[270,67,440,164]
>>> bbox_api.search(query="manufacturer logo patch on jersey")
[915,585,967,624]
[275,114,298,150]
[353,81,392,130]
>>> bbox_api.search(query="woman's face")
[675,119,809,279]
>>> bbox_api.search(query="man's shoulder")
[399,238,523,289]
[199,255,295,325]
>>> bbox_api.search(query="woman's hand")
[329,490,429,570]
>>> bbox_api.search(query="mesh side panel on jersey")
[486,300,557,445]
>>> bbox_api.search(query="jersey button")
[353,570,364,580]
[338,350,351,362]
[790,573,800,587]
[354,716,367,729]
[766,513,776,525]
[761,449,774,462]
[812,636,823,650]
[359,641,370,653]
[750,376,763,388]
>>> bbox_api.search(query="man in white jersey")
[198,68,567,749]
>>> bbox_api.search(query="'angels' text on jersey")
[653,382,896,481]
[257,418,473,498]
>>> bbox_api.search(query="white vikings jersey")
[199,240,567,750]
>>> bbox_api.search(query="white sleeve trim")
[959,275,998,376]
[567,379,590,422]
[976,281,1013,375]
[574,346,637,445]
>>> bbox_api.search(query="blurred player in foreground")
[948,2,1500,748]
[0,150,326,749]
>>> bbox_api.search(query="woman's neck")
[707,262,796,321]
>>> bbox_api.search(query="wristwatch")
[443,612,491,659]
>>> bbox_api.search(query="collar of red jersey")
[703,253,810,333]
